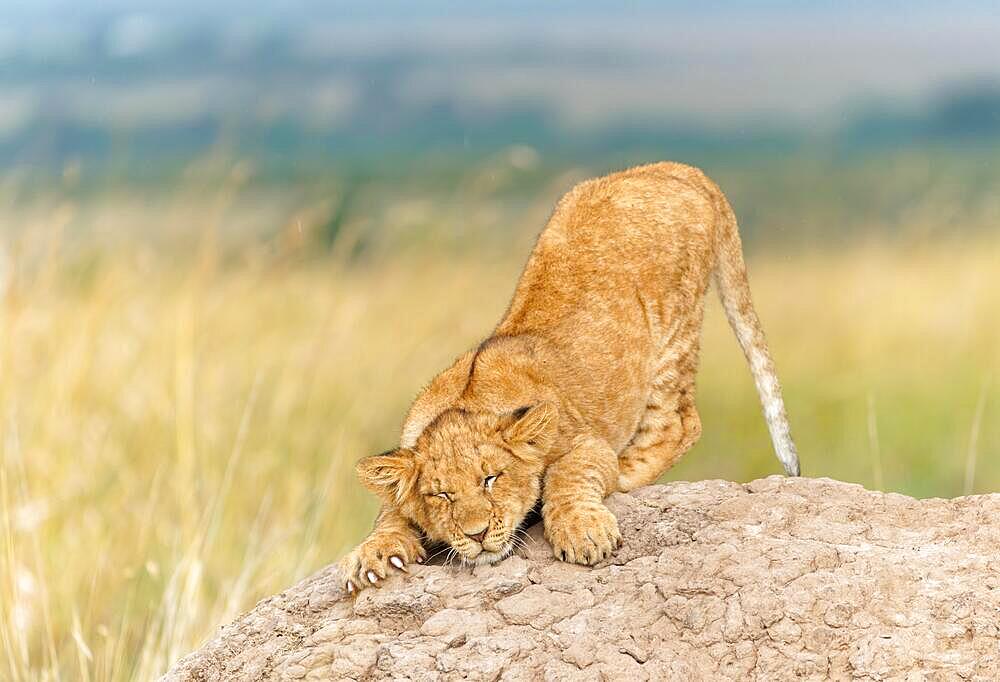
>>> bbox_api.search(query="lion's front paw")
[543,501,622,566]
[339,532,425,594]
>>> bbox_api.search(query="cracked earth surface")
[163,476,1000,681]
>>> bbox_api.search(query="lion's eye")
[433,492,451,501]
[484,474,499,491]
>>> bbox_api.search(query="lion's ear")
[502,402,558,453]
[356,449,417,504]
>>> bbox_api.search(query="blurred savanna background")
[1,0,999,678]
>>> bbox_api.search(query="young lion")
[340,161,799,592]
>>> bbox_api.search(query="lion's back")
[498,161,720,336]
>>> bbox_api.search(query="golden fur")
[340,161,799,592]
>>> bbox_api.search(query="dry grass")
[1,178,998,679]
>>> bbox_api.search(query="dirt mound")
[163,476,1000,680]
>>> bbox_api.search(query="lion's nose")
[465,528,488,544]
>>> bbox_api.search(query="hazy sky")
[1,1,998,133]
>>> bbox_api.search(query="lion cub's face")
[357,403,556,565]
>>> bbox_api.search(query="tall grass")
[1,157,998,679]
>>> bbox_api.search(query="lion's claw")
[339,532,425,594]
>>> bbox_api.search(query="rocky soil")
[162,476,1000,680]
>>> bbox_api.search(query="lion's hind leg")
[616,372,702,492]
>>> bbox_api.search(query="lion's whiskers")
[424,544,454,564]
[516,527,536,545]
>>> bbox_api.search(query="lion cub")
[340,161,799,592]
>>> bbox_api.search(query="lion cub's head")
[356,403,556,565]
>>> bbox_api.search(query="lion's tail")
[710,191,800,476]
